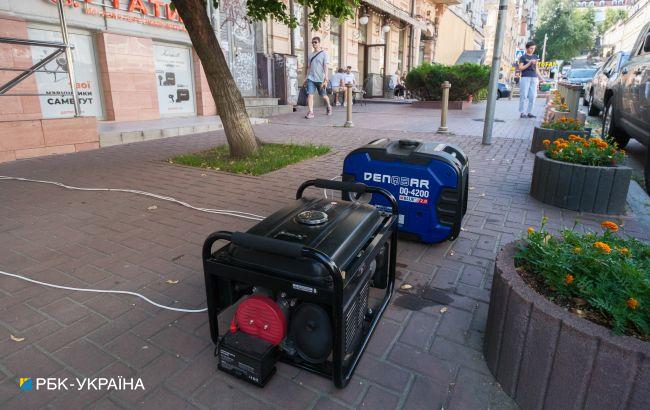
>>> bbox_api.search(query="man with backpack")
[304,37,332,119]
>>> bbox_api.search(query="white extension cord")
[0,176,265,221]
[0,175,271,313]
[0,269,207,313]
[0,174,343,313]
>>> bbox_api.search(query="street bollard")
[344,83,354,128]
[438,81,451,134]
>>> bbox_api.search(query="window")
[27,27,104,119]
[397,30,405,72]
[153,44,196,116]
[330,18,341,71]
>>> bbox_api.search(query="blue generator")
[342,139,468,244]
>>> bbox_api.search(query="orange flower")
[527,227,535,235]
[601,221,619,232]
[542,139,551,146]
[567,117,575,123]
[564,274,574,285]
[583,141,591,148]
[593,241,611,254]
[619,247,630,255]
[576,148,583,155]
[573,246,582,254]
[627,298,639,310]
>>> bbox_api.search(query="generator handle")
[202,231,233,260]
[231,232,304,258]
[296,179,399,216]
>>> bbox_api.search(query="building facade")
[1,0,490,162]
[575,0,638,22]
[601,0,649,55]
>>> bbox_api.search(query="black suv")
[586,51,630,116]
[603,22,650,192]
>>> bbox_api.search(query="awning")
[454,50,486,65]
[362,0,428,30]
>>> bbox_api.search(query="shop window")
[27,27,103,119]
[153,44,196,116]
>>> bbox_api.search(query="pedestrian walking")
[304,36,332,119]
[518,41,546,118]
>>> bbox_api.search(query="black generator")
[202,180,398,388]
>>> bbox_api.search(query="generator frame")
[202,180,398,388]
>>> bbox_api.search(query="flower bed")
[484,230,650,409]
[530,135,631,214]
[529,118,587,153]
[544,135,625,166]
[519,219,648,339]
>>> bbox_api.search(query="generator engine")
[202,179,398,388]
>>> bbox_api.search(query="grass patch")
[170,143,330,176]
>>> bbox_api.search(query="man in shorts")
[304,37,332,119]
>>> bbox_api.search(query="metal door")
[219,3,257,97]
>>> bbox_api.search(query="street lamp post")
[482,0,509,145]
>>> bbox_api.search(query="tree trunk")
[172,0,259,158]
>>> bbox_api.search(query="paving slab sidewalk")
[0,105,648,409]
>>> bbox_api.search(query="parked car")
[497,82,511,99]
[564,67,598,96]
[585,51,630,115]
[560,65,571,79]
[603,22,650,192]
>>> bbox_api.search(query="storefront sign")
[154,44,195,115]
[28,28,103,118]
[50,0,185,31]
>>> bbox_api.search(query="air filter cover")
[290,303,332,363]
[234,295,287,345]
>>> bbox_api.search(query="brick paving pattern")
[1,101,647,409]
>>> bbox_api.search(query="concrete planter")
[484,242,649,410]
[529,126,588,153]
[530,151,631,214]
[411,100,472,110]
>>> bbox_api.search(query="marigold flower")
[627,298,639,310]
[593,241,611,254]
[568,117,575,123]
[619,247,630,255]
[564,274,574,285]
[542,139,551,146]
[601,221,619,232]
[527,227,535,235]
[576,148,583,155]
[573,246,582,254]
[583,141,591,148]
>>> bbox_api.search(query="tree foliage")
[210,0,358,29]
[600,8,627,34]
[534,0,595,61]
